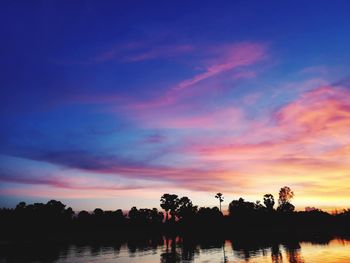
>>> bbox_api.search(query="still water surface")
[1,237,350,262]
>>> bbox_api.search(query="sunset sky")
[1,1,350,211]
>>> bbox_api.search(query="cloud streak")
[94,41,194,63]
[176,42,266,90]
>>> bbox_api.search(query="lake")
[1,237,350,262]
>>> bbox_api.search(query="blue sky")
[1,1,350,211]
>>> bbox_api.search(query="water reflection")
[1,237,350,262]
[284,242,304,263]
[271,244,283,263]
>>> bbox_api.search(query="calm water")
[1,237,350,262]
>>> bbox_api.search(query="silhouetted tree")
[77,210,90,219]
[64,207,75,219]
[277,186,295,212]
[114,209,124,218]
[160,194,179,223]
[228,198,256,216]
[177,197,197,221]
[3,189,350,244]
[138,209,152,223]
[43,200,74,223]
[254,200,264,211]
[128,206,139,222]
[215,193,224,212]
[263,194,275,211]
[16,202,26,210]
[128,206,163,225]
[150,208,164,224]
[197,207,222,224]
[46,200,67,217]
[93,208,104,216]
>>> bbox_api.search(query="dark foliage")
[1,188,350,244]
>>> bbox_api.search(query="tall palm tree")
[215,193,224,212]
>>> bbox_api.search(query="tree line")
[159,186,296,223]
[1,186,350,242]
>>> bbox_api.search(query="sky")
[1,1,350,212]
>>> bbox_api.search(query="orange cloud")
[182,85,350,209]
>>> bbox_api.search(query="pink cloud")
[52,81,350,205]
[66,42,266,115]
[0,161,245,194]
[275,86,350,139]
[130,107,243,129]
[122,42,267,110]
[185,85,350,168]
[176,42,266,90]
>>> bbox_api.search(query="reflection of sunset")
[300,239,350,263]
[226,239,350,263]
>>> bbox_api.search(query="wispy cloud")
[0,152,244,194]
[181,85,350,199]
[94,41,194,63]
[68,41,267,112]
[176,42,266,90]
[129,106,243,129]
[0,172,144,191]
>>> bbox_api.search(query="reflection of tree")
[112,242,122,256]
[232,244,252,261]
[2,243,70,262]
[90,244,102,256]
[160,251,181,263]
[160,236,181,263]
[127,241,137,256]
[232,239,283,262]
[222,240,228,263]
[180,238,198,262]
[271,244,283,263]
[150,236,164,253]
[284,242,304,263]
[160,236,201,263]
